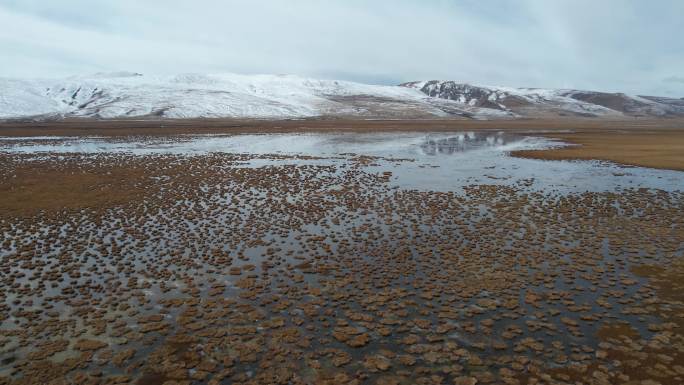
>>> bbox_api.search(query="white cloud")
[1,0,682,96]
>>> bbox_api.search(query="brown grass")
[0,159,151,217]
[2,117,684,136]
[512,129,684,171]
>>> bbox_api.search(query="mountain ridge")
[401,80,684,118]
[1,73,682,121]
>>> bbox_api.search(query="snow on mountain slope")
[401,81,618,117]
[2,73,681,121]
[0,79,71,119]
[401,80,684,118]
[0,73,501,120]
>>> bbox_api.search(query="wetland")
[0,125,683,385]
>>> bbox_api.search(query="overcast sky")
[1,0,683,96]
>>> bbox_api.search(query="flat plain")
[0,119,683,385]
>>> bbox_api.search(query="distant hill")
[401,80,684,118]
[1,72,681,121]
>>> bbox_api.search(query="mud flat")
[0,130,683,385]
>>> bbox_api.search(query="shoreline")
[1,118,684,171]
[2,117,684,136]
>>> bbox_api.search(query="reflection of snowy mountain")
[1,72,682,120]
[419,132,518,155]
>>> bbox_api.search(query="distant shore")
[1,117,684,171]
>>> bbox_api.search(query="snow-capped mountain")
[0,72,509,121]
[401,80,684,118]
[0,73,682,121]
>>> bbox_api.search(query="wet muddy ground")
[0,131,683,385]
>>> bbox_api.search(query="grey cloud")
[0,0,683,96]
[663,76,684,84]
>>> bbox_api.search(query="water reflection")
[0,131,546,157]
[1,132,682,193]
[419,132,515,155]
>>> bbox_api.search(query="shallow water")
[2,131,682,193]
[1,132,683,384]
